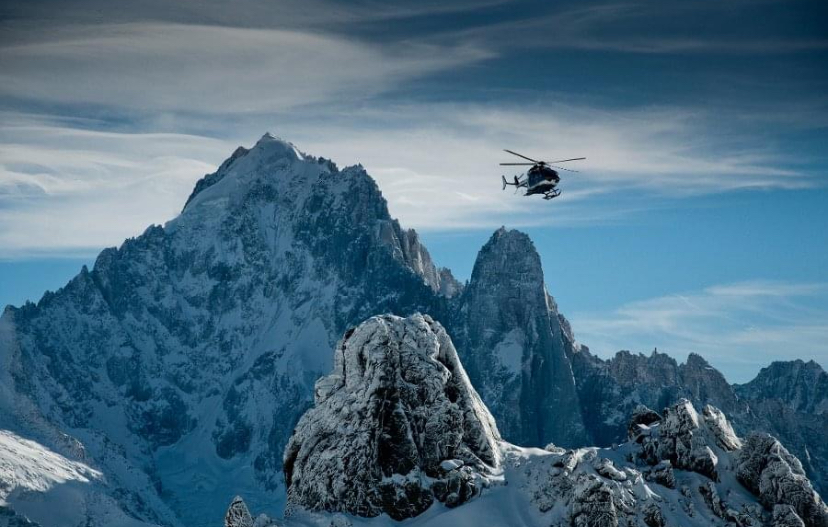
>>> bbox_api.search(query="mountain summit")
[453,227,587,447]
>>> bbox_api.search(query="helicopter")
[500,149,585,200]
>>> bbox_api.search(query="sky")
[0,0,826,382]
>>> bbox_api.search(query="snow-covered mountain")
[230,314,828,527]
[0,134,824,526]
[0,135,456,526]
[571,349,828,498]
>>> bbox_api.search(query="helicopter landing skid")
[543,189,562,200]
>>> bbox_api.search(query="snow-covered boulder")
[736,433,828,527]
[225,496,254,527]
[632,399,722,481]
[282,314,501,520]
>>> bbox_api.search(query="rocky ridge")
[571,348,828,496]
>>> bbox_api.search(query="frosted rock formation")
[283,314,500,520]
[225,497,254,527]
[452,227,586,448]
[736,433,828,527]
[572,349,828,496]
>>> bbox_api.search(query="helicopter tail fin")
[502,175,508,190]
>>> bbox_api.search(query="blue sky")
[0,0,826,382]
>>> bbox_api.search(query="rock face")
[736,433,828,527]
[452,228,587,448]
[283,314,500,520]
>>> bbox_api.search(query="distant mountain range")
[0,134,824,527]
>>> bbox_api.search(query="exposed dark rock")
[452,227,587,448]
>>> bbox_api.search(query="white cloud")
[0,99,818,257]
[0,120,232,257]
[0,23,491,114]
[285,103,815,229]
[569,280,828,383]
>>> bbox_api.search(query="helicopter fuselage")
[524,165,560,195]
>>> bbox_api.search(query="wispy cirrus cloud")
[0,23,492,115]
[569,280,828,382]
[0,99,820,257]
[441,1,828,55]
[0,119,232,257]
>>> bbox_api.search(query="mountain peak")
[491,226,533,246]
[736,358,828,415]
[182,133,314,212]
[251,132,304,160]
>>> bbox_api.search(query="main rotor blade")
[550,165,579,172]
[503,149,539,163]
[499,163,535,166]
[547,157,586,163]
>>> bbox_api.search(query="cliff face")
[452,228,587,448]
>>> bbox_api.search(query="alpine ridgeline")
[0,134,824,527]
[230,315,828,527]
[571,349,828,496]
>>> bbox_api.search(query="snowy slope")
[0,429,156,527]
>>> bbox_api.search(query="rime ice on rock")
[283,314,500,520]
[225,496,254,527]
[736,433,828,527]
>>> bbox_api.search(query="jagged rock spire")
[283,314,500,520]
[453,227,587,447]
